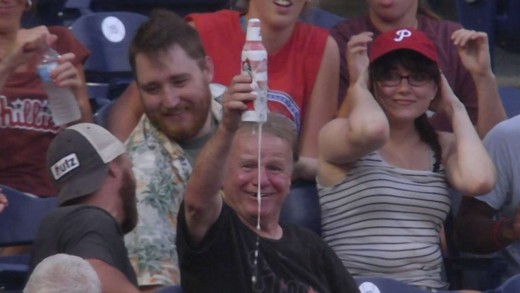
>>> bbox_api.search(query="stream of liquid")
[251,123,263,285]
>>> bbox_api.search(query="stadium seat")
[69,11,149,100]
[280,180,321,236]
[355,276,449,293]
[0,186,57,291]
[499,87,520,118]
[156,285,183,293]
[89,0,230,16]
[456,0,520,62]
[301,7,345,29]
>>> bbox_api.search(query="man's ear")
[106,160,121,178]
[203,55,214,83]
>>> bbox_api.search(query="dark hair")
[418,0,441,20]
[369,50,442,172]
[238,113,299,163]
[128,9,206,73]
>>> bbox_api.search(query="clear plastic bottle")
[38,48,81,126]
[241,18,268,123]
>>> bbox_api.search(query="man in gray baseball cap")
[29,123,141,293]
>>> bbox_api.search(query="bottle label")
[242,50,268,122]
[246,26,262,41]
[38,62,57,83]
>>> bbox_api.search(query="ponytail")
[415,114,442,172]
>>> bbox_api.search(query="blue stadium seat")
[69,11,149,100]
[0,186,57,291]
[156,285,183,293]
[499,87,520,118]
[301,7,345,29]
[456,0,520,60]
[90,0,230,16]
[355,277,447,293]
[280,180,321,236]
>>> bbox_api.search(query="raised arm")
[317,32,389,186]
[293,35,339,181]
[0,27,55,91]
[107,82,144,142]
[452,29,506,137]
[437,73,496,196]
[183,74,254,244]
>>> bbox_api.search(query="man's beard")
[119,171,138,234]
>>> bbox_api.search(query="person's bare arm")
[317,32,389,187]
[87,259,141,293]
[107,82,144,142]
[452,29,506,137]
[293,36,339,181]
[184,74,253,244]
[437,78,496,196]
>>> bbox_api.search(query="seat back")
[496,0,520,53]
[280,180,321,236]
[69,11,148,98]
[499,87,520,118]
[69,11,148,74]
[0,187,57,247]
[455,0,497,62]
[355,276,460,292]
[301,7,345,29]
[355,277,439,293]
[0,186,57,291]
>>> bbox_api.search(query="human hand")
[219,74,256,133]
[346,32,373,87]
[0,189,7,213]
[0,26,57,71]
[452,29,492,77]
[50,52,81,93]
[429,73,464,117]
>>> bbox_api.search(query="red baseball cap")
[369,28,438,64]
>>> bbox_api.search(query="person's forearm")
[292,157,317,181]
[186,125,234,204]
[473,71,507,137]
[183,125,234,243]
[448,102,496,195]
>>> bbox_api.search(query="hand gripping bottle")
[38,48,81,126]
[241,18,268,123]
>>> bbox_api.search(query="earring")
[27,0,32,9]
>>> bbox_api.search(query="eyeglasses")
[376,72,433,87]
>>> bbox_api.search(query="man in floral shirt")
[122,10,222,292]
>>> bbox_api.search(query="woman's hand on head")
[430,73,465,117]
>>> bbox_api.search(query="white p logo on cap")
[394,29,412,42]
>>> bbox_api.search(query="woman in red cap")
[332,0,506,138]
[317,27,496,291]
